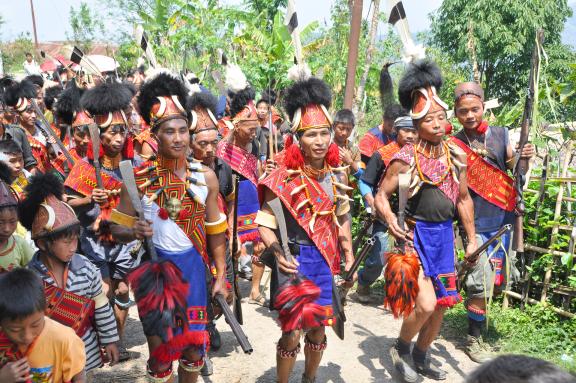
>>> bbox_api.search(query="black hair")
[256,99,269,108]
[24,75,44,89]
[383,104,407,123]
[0,140,23,155]
[334,109,355,126]
[25,52,32,57]
[466,355,575,383]
[42,223,81,243]
[43,85,63,111]
[0,268,46,322]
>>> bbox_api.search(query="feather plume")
[225,63,248,93]
[18,172,65,231]
[379,62,396,113]
[287,63,312,82]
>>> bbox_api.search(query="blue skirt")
[413,220,461,307]
[296,245,334,323]
[237,179,260,243]
[156,246,208,334]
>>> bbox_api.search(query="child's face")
[40,234,79,263]
[0,311,45,349]
[0,208,18,243]
[4,153,24,178]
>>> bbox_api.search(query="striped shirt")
[28,252,119,371]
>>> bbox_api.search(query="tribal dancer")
[3,79,51,172]
[450,82,534,362]
[188,85,233,376]
[111,72,228,383]
[356,115,416,304]
[52,84,91,178]
[216,63,266,306]
[64,82,140,362]
[257,73,354,383]
[358,104,405,166]
[375,60,477,382]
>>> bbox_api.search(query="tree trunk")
[352,0,380,121]
[343,0,363,109]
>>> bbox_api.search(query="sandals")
[249,294,267,306]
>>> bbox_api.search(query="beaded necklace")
[414,141,453,186]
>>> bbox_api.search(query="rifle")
[344,236,376,282]
[352,213,375,254]
[230,174,243,324]
[30,99,75,168]
[457,224,512,290]
[512,29,544,253]
[214,294,253,354]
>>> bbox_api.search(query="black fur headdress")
[228,87,255,118]
[186,88,218,116]
[55,85,85,125]
[137,71,190,126]
[43,85,63,112]
[398,59,443,111]
[3,80,37,108]
[284,77,332,122]
[18,172,64,232]
[80,82,133,116]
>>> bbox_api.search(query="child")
[19,172,120,372]
[0,268,86,383]
[0,161,34,273]
[0,140,31,199]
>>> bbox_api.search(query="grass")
[443,299,576,373]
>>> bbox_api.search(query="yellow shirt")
[27,317,85,383]
[0,235,34,273]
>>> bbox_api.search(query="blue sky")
[0,0,574,47]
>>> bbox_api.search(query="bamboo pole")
[503,290,575,319]
[343,0,363,109]
[540,142,572,303]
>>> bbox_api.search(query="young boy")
[0,140,31,198]
[0,161,34,273]
[19,172,120,372]
[0,268,86,383]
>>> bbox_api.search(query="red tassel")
[86,141,105,162]
[127,260,189,318]
[284,134,294,148]
[284,142,305,170]
[122,136,134,159]
[436,294,462,308]
[383,250,420,319]
[275,277,325,332]
[150,329,209,367]
[326,143,340,167]
[238,231,260,244]
[476,120,488,134]
[158,208,169,220]
[444,123,453,136]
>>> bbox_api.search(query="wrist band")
[205,213,228,235]
[110,209,137,228]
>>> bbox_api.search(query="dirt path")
[92,276,478,382]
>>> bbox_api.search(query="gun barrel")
[215,294,253,354]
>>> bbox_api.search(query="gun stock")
[215,294,253,354]
[230,174,243,324]
[344,236,376,282]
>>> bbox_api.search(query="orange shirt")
[26,317,85,383]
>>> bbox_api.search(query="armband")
[110,209,137,228]
[255,210,278,229]
[205,213,228,235]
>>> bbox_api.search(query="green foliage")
[429,0,575,118]
[67,2,104,53]
[444,301,576,372]
[0,33,34,75]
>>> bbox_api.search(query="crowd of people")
[0,52,573,383]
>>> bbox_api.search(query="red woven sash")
[216,141,259,185]
[377,141,401,167]
[44,282,95,337]
[450,137,516,211]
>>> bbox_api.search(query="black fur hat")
[284,77,332,121]
[229,87,256,119]
[80,82,133,116]
[18,172,64,232]
[398,59,443,111]
[43,85,63,112]
[137,72,190,128]
[186,89,218,116]
[24,75,44,89]
[3,80,37,108]
[55,85,85,125]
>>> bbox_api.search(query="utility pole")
[29,0,39,48]
[343,0,363,109]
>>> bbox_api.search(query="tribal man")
[358,103,405,167]
[52,84,91,178]
[216,64,267,306]
[64,82,141,362]
[450,82,534,362]
[375,60,477,382]
[356,115,416,304]
[111,72,228,383]
[257,73,354,383]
